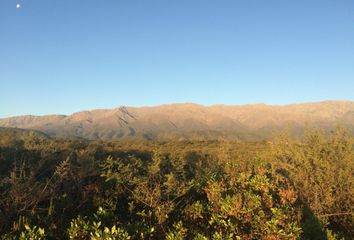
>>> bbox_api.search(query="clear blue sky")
[1,0,353,117]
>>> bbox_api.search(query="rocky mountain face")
[0,101,353,141]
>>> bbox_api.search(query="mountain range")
[1,101,353,141]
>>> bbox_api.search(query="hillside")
[0,101,353,140]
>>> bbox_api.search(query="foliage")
[0,128,352,239]
[271,128,354,239]
[67,208,131,240]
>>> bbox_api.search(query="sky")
[0,0,353,117]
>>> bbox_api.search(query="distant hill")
[0,127,50,147]
[0,127,50,139]
[0,101,353,141]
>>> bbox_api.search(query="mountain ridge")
[1,101,353,141]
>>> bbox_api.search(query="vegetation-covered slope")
[0,127,49,147]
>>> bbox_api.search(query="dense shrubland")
[0,128,352,239]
